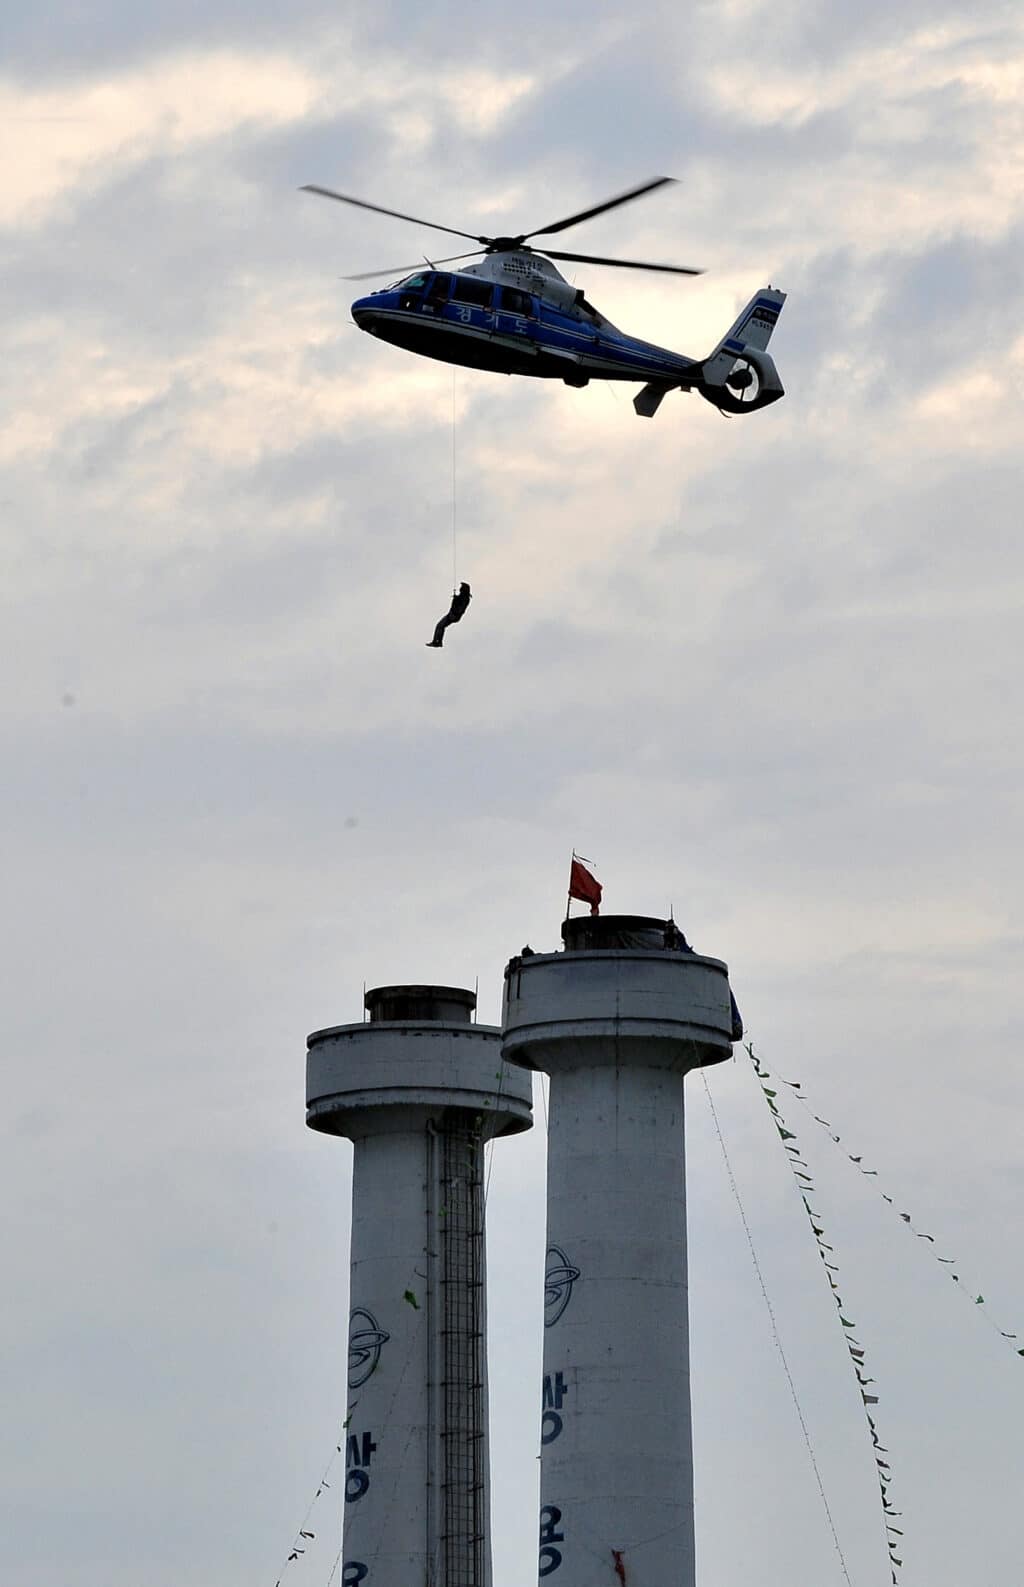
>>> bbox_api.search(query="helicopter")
[301,176,786,418]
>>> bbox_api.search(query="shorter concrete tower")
[307,985,532,1587]
[502,917,737,1587]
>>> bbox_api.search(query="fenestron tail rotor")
[301,177,703,279]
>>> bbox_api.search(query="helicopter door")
[497,287,535,343]
[450,276,494,324]
[424,273,452,311]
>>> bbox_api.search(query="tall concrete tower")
[502,917,737,1587]
[307,984,533,1587]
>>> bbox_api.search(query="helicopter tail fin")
[698,287,786,414]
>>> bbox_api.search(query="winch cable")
[451,369,458,592]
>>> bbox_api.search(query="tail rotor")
[698,287,787,415]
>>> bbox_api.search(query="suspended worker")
[426,582,472,648]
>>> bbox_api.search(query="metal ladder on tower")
[440,1112,486,1587]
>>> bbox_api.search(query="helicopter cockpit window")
[396,273,429,310]
[501,287,532,317]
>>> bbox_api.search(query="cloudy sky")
[4,2,1024,1583]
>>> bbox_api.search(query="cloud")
[4,6,1024,1587]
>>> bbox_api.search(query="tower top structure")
[504,914,735,1076]
[307,982,532,1140]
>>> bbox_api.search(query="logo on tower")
[348,1307,390,1388]
[544,1245,580,1327]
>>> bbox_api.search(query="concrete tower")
[307,984,533,1587]
[502,917,737,1587]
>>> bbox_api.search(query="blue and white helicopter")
[302,177,786,418]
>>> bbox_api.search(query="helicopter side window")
[426,274,452,306]
[501,287,533,317]
[451,277,493,307]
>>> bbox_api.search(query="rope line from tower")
[701,1072,856,1587]
[269,1313,425,1587]
[270,1432,345,1586]
[745,1043,1024,1361]
[744,1046,904,1585]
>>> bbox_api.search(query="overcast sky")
[3,3,1024,1584]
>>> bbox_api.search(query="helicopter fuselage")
[351,252,698,390]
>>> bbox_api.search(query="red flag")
[569,856,602,916]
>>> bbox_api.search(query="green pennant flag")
[763,1088,777,1098]
[975,1295,984,1305]
[840,1316,856,1328]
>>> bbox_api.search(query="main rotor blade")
[343,252,482,281]
[301,185,485,244]
[526,176,676,240]
[544,247,703,275]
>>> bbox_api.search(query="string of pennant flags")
[745,1043,1024,1360]
[746,1043,904,1584]
[272,1431,346,1586]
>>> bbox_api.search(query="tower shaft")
[502,918,735,1587]
[541,1061,692,1583]
[307,985,532,1587]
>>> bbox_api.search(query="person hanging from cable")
[426,581,471,648]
